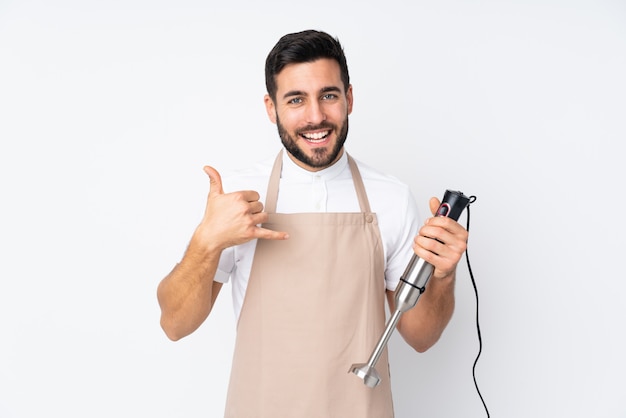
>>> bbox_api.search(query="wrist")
[186,225,223,263]
[432,269,456,285]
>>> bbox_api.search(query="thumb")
[203,166,224,196]
[429,196,441,216]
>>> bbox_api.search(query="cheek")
[277,110,301,130]
[324,103,348,120]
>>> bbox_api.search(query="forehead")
[274,58,344,96]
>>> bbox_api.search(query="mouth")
[300,130,331,144]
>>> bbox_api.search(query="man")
[157,30,468,417]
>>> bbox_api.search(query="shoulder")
[219,153,277,193]
[349,154,420,227]
[350,155,413,198]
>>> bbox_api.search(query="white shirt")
[215,149,422,320]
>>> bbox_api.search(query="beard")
[276,115,349,169]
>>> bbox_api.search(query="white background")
[1,0,625,417]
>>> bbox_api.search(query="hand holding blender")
[350,190,472,388]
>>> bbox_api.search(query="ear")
[264,94,277,124]
[346,84,354,115]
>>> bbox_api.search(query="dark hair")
[265,30,350,102]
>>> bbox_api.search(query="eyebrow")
[281,86,342,100]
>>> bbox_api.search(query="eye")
[321,93,337,100]
[288,97,303,105]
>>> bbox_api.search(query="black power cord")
[464,197,490,417]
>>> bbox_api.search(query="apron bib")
[224,151,394,417]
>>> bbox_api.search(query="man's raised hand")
[197,166,289,252]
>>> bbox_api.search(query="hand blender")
[350,190,471,388]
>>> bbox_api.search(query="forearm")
[157,165,290,340]
[391,271,456,353]
[157,232,223,341]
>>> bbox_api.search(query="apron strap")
[347,154,372,214]
[265,150,283,214]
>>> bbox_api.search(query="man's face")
[264,58,353,171]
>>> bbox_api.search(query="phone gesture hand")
[199,166,289,250]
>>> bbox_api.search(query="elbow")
[160,316,186,342]
[163,330,183,342]
[157,290,188,342]
[398,318,448,353]
[406,333,441,353]
[411,343,431,354]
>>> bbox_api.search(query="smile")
[301,131,330,143]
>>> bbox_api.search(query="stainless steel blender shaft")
[349,309,402,388]
[350,255,433,388]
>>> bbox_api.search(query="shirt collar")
[281,150,350,182]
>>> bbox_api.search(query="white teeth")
[303,131,329,142]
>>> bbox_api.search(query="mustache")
[295,122,336,134]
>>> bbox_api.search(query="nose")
[305,100,326,124]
